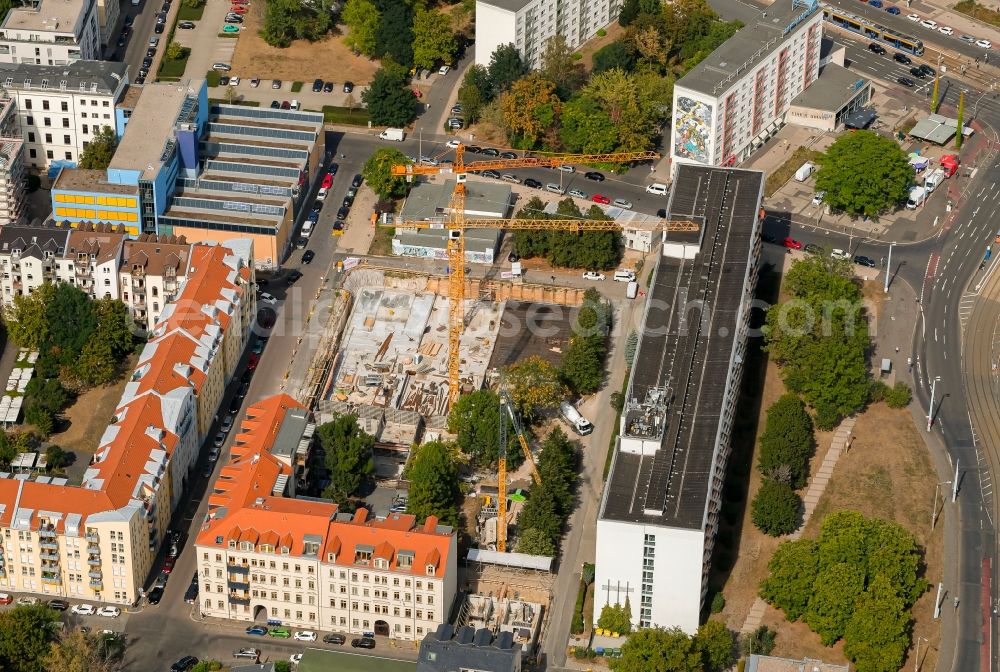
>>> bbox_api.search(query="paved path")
[176,0,237,81]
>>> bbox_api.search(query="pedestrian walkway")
[739,416,858,634]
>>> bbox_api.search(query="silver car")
[546,183,565,195]
[569,188,587,199]
[612,198,633,209]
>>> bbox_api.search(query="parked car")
[71,604,96,615]
[854,255,877,268]
[612,198,633,209]
[233,648,261,659]
[918,64,935,77]
[323,634,346,645]
[447,118,464,129]
[501,174,520,184]
[0,593,12,605]
[47,599,69,611]
[909,66,926,79]
[886,5,900,13]
[250,77,260,87]
[170,656,198,672]
[446,139,461,149]
[222,24,239,33]
[96,606,121,618]
[294,631,317,641]
[830,248,850,260]
[977,39,992,48]
[592,194,610,204]
[481,148,500,157]
[178,20,195,28]
[271,79,282,89]
[568,188,587,199]
[337,206,350,221]
[582,271,605,281]
[481,169,501,179]
[343,81,354,93]
[302,250,315,264]
[804,243,823,255]
[323,81,334,93]
[465,146,482,153]
[545,183,565,195]
[352,637,376,649]
[584,171,605,181]
[212,62,231,72]
[147,587,164,605]
[16,597,39,606]
[269,627,291,638]
[245,626,268,636]
[783,237,802,250]
[162,557,176,574]
[351,174,364,188]
[259,293,277,305]
[500,151,517,159]
[524,178,542,189]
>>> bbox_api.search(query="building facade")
[0,0,101,66]
[0,239,255,605]
[594,165,763,634]
[670,0,823,168]
[197,396,458,641]
[0,60,128,172]
[0,223,69,300]
[54,223,127,299]
[52,168,140,234]
[0,96,26,224]
[119,234,192,332]
[475,0,621,69]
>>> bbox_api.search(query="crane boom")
[395,218,701,232]
[391,150,660,176]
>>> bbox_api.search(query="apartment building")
[52,168,140,234]
[594,165,763,634]
[0,0,101,66]
[0,60,128,171]
[0,222,69,300]
[95,0,120,49]
[197,395,457,640]
[0,239,256,605]
[0,96,26,224]
[54,222,128,299]
[119,234,192,332]
[670,0,822,168]
[475,0,621,69]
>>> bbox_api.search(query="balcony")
[228,593,251,606]
[227,562,249,574]
[227,577,250,590]
[87,556,101,566]
[131,266,145,277]
[89,579,103,589]
[39,540,59,551]
[41,573,61,585]
[85,532,99,543]
[88,570,103,579]
[38,526,57,538]
[39,550,59,561]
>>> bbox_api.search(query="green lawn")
[158,47,191,80]
[317,105,370,125]
[298,649,414,672]
[291,81,304,93]
[177,2,205,21]
[209,97,260,107]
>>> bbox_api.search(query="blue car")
[245,626,268,636]
[886,5,900,13]
[869,0,882,7]
[307,210,319,223]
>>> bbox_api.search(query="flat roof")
[601,165,763,530]
[270,407,308,460]
[297,648,415,672]
[2,0,89,32]
[677,0,820,97]
[745,655,849,672]
[790,64,868,112]
[399,179,512,221]
[910,113,973,145]
[53,168,138,195]
[475,0,533,13]
[109,80,201,180]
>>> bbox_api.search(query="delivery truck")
[906,186,926,209]
[794,162,816,182]
[379,128,405,141]
[560,401,593,436]
[923,168,945,193]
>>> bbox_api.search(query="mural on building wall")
[673,97,714,163]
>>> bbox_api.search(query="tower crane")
[496,384,541,553]
[389,146,702,409]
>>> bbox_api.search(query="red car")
[247,353,260,370]
[162,557,175,574]
[0,593,12,605]
[412,88,422,97]
[322,174,333,189]
[591,194,610,204]
[229,5,247,12]
[783,237,802,250]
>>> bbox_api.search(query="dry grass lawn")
[575,23,625,71]
[232,7,380,85]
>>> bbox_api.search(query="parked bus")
[821,5,924,55]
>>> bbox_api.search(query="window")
[42,100,49,110]
[44,134,51,143]
[62,119,69,128]
[25,117,33,126]
[43,117,50,127]
[63,135,70,144]
[65,152,71,160]
[60,101,67,112]
[27,132,34,142]
[82,124,88,134]
[46,150,53,159]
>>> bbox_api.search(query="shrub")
[751,479,801,536]
[885,381,912,408]
[596,27,607,36]
[205,70,221,87]
[710,592,726,614]
[291,81,303,92]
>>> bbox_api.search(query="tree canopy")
[447,389,516,469]
[406,441,460,526]
[412,7,456,71]
[561,288,611,395]
[750,478,801,537]
[362,148,411,199]
[759,511,927,672]
[610,623,734,672]
[261,0,331,48]
[318,414,375,504]
[757,393,814,488]
[814,131,913,219]
[45,628,123,672]
[0,604,59,672]
[374,0,414,68]
[504,356,565,420]
[341,0,380,56]
[487,43,529,98]
[514,427,578,557]
[541,34,586,98]
[78,126,117,170]
[598,599,633,633]
[362,66,417,127]
[513,197,620,270]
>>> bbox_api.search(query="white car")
[830,248,850,260]
[446,140,461,149]
[259,293,277,305]
[568,188,587,199]
[612,198,633,209]
[230,76,241,86]
[290,654,303,665]
[977,39,993,49]
[556,165,575,173]
[438,65,451,75]
[317,187,328,201]
[294,631,317,641]
[938,26,953,35]
[906,13,920,20]
[96,606,121,618]
[71,604,96,616]
[582,271,606,281]
[16,597,39,606]
[920,19,937,29]
[500,174,521,184]
[812,191,825,206]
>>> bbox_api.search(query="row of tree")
[750,394,814,536]
[561,288,611,396]
[512,197,621,270]
[342,0,458,71]
[759,511,926,672]
[514,427,579,556]
[262,0,333,48]
[608,621,735,672]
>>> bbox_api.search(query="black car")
[894,52,911,64]
[270,100,280,108]
[584,171,605,181]
[117,36,126,47]
[524,178,542,189]
[184,577,199,605]
[323,81,334,93]
[481,148,500,157]
[342,196,354,209]
[465,145,482,154]
[219,76,230,86]
[508,251,519,262]
[142,57,152,68]
[328,162,339,175]
[170,656,199,672]
[656,208,667,218]
[352,637,376,649]
[897,76,914,87]
[312,78,323,92]
[147,47,157,58]
[178,20,195,29]
[868,42,886,55]
[162,1,170,10]
[854,255,877,268]
[343,81,354,93]
[154,22,165,33]
[337,206,349,221]
[255,278,269,288]
[147,586,164,605]
[482,169,501,179]
[311,201,323,213]
[125,15,134,26]
[302,250,315,264]
[909,66,925,79]
[499,151,517,159]
[134,75,146,85]
[351,174,363,188]
[238,380,250,398]
[229,395,241,414]
[323,634,347,645]
[47,599,68,611]
[918,64,935,77]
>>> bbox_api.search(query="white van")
[545,183,565,195]
[301,220,314,237]
[645,183,668,196]
[906,186,926,209]
[626,281,638,299]
[923,168,945,193]
[290,100,300,111]
[614,269,636,282]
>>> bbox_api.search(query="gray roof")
[676,0,820,97]
[0,223,70,258]
[417,625,521,672]
[476,0,533,13]
[790,64,869,112]
[909,113,972,145]
[395,228,501,254]
[110,80,201,179]
[0,60,127,96]
[270,407,308,460]
[399,179,513,221]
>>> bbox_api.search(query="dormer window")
[228,540,237,549]
[327,552,336,563]
[426,565,435,576]
[354,546,373,565]
[240,541,253,552]
[397,552,413,570]
[260,544,273,553]
[375,558,388,570]
[280,546,289,555]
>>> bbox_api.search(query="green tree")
[457,81,486,125]
[515,526,556,556]
[516,483,561,547]
[504,356,565,420]
[362,67,417,127]
[611,627,702,672]
[598,600,632,633]
[73,338,116,387]
[740,625,776,656]
[559,96,618,155]
[805,562,866,645]
[751,478,801,536]
[0,604,59,672]
[165,40,185,61]
[45,445,70,471]
[956,90,965,150]
[24,406,53,436]
[535,427,578,511]
[593,40,636,74]
[261,0,331,48]
[374,1,414,68]
[561,331,607,395]
[45,628,120,672]
[843,575,910,672]
[618,0,641,26]
[448,390,516,468]
[814,131,913,218]
[759,538,819,621]
[406,441,460,526]
[24,378,69,416]
[512,197,620,269]
[341,0,380,56]
[273,662,291,672]
[0,432,15,468]
[757,393,814,487]
[499,74,560,148]
[94,298,135,359]
[45,283,97,372]
[884,381,912,408]
[487,43,529,98]
[77,126,117,170]
[362,148,411,199]
[930,75,939,113]
[694,620,734,672]
[318,415,375,503]
[541,34,586,98]
[581,68,660,154]
[181,0,204,8]
[412,7,456,71]
[4,281,55,349]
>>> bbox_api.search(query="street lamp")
[926,376,941,431]
[914,635,929,672]
[884,242,895,293]
[931,480,952,530]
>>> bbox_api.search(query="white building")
[55,223,128,299]
[475,0,621,69]
[0,223,69,300]
[119,235,193,333]
[95,0,120,50]
[0,60,128,171]
[0,0,101,66]
[669,0,823,168]
[0,96,26,224]
[594,165,763,634]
